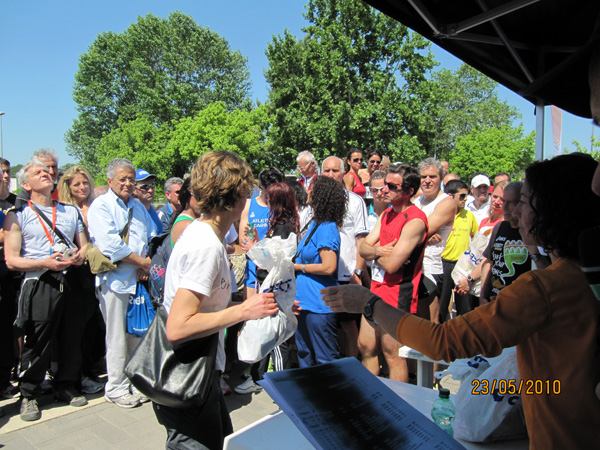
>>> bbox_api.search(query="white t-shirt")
[465,197,491,225]
[163,221,231,371]
[16,201,84,280]
[414,193,452,279]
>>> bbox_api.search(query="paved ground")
[0,369,460,449]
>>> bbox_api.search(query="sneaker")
[81,376,105,394]
[220,377,231,395]
[105,393,140,408]
[131,387,150,404]
[20,398,41,422]
[55,388,88,407]
[234,377,262,395]
[0,384,19,399]
[40,372,54,394]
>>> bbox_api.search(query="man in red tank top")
[358,163,428,382]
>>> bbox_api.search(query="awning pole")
[535,101,545,161]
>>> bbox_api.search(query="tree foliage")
[565,135,600,160]
[67,11,252,175]
[265,0,436,167]
[96,102,270,185]
[423,64,520,161]
[448,125,535,180]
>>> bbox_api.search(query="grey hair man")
[321,156,369,358]
[5,158,89,421]
[87,157,156,409]
[297,151,319,191]
[413,157,457,323]
[157,177,184,232]
[15,148,60,208]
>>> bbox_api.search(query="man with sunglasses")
[296,151,319,191]
[157,177,184,232]
[413,158,457,323]
[134,169,163,234]
[358,164,428,382]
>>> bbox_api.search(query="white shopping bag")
[451,228,494,296]
[238,233,298,363]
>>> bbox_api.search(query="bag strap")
[29,201,76,249]
[293,221,320,262]
[120,208,133,242]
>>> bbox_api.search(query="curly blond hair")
[58,165,95,206]
[191,151,254,214]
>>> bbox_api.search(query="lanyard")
[29,200,57,246]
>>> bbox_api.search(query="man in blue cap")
[134,169,163,234]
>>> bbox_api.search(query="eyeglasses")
[385,182,402,191]
[352,158,363,163]
[117,177,136,185]
[136,183,155,191]
[298,161,313,171]
[457,193,467,200]
[369,159,381,165]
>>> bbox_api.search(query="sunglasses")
[385,181,402,191]
[369,159,381,164]
[457,193,467,200]
[352,158,363,163]
[137,183,155,191]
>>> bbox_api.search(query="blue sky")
[0,0,595,168]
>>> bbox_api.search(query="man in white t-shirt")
[465,173,491,225]
[413,158,456,323]
[4,159,88,421]
[321,156,369,357]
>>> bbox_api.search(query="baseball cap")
[471,174,491,188]
[135,169,157,182]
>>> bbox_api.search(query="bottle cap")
[438,388,450,399]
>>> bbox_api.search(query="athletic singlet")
[170,214,194,248]
[247,197,270,240]
[370,205,428,313]
[347,171,366,198]
[414,192,453,277]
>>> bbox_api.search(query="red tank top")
[347,171,366,198]
[371,205,428,313]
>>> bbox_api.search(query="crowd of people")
[0,142,598,449]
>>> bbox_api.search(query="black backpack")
[147,232,173,307]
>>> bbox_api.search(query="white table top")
[224,378,528,450]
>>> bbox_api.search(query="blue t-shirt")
[295,221,340,314]
[245,197,271,288]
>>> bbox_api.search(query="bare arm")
[359,217,396,261]
[294,248,337,276]
[349,234,368,285]
[166,289,277,345]
[376,219,427,274]
[343,172,355,192]
[171,220,192,246]
[479,258,492,305]
[4,212,73,272]
[425,195,456,237]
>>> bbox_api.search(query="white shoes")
[234,377,263,395]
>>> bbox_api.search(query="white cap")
[471,174,491,187]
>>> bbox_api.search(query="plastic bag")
[451,348,527,442]
[238,233,298,363]
[126,282,156,337]
[451,228,494,296]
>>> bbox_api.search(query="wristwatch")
[467,274,474,283]
[354,269,364,278]
[363,295,382,325]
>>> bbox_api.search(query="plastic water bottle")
[431,388,455,437]
[247,222,256,241]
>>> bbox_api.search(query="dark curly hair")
[525,153,600,259]
[266,182,300,236]
[259,167,284,189]
[309,176,347,229]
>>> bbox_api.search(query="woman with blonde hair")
[58,165,95,224]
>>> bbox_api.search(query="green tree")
[448,125,535,180]
[67,11,252,175]
[565,135,600,160]
[424,64,520,161]
[96,102,270,184]
[265,0,436,168]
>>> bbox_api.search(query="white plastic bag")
[452,347,527,442]
[451,228,494,296]
[238,233,298,363]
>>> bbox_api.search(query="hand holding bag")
[124,306,218,408]
[86,208,133,274]
[126,282,156,337]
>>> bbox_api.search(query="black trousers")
[18,270,84,399]
[153,370,233,450]
[440,259,475,322]
[0,275,18,388]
